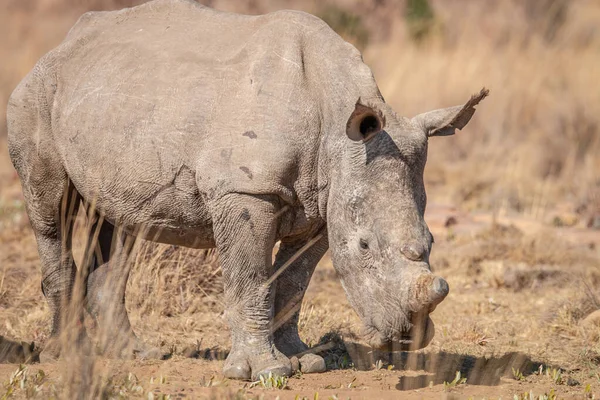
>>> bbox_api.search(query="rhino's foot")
[274,334,309,357]
[39,329,93,362]
[133,340,164,360]
[98,334,164,360]
[223,346,292,381]
[274,329,326,374]
[298,353,326,374]
[223,350,251,380]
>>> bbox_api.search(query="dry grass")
[368,1,600,219]
[1,0,600,398]
[1,214,600,396]
[431,222,600,292]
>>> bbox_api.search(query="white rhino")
[7,0,487,380]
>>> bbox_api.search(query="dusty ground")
[1,138,600,399]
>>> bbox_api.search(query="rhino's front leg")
[273,234,328,373]
[212,194,291,380]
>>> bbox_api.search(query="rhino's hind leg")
[212,194,291,380]
[83,212,162,359]
[273,234,328,373]
[21,177,90,362]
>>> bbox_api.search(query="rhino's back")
[41,0,336,230]
[55,0,324,151]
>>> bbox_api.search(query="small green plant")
[149,375,168,385]
[443,371,467,390]
[545,367,563,385]
[294,393,320,400]
[147,393,171,400]
[373,359,395,371]
[199,375,229,387]
[584,383,595,399]
[318,332,354,371]
[513,389,557,400]
[512,367,526,381]
[347,377,356,389]
[1,365,48,400]
[102,372,145,398]
[249,372,289,390]
[330,353,353,370]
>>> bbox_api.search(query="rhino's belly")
[100,194,216,249]
[72,168,216,249]
[120,223,216,249]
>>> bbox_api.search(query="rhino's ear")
[346,98,386,142]
[413,88,489,137]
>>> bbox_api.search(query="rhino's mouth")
[364,315,435,351]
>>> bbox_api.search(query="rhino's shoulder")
[60,12,103,48]
[264,9,330,31]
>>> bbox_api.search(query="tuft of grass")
[146,393,172,400]
[199,376,229,388]
[101,372,145,399]
[1,365,49,400]
[544,367,563,385]
[584,383,595,399]
[249,372,289,390]
[443,371,467,391]
[513,389,557,400]
[316,332,354,371]
[512,367,526,381]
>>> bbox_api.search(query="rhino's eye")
[359,239,369,250]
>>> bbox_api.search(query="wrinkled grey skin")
[7,0,487,380]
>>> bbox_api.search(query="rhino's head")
[325,89,488,350]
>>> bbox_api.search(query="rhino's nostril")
[401,243,425,261]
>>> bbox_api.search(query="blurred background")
[1,1,600,398]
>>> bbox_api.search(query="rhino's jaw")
[363,314,435,351]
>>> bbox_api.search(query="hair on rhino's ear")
[346,98,386,142]
[413,88,489,137]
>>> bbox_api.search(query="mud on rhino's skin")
[7,0,487,380]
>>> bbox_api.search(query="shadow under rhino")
[343,341,543,390]
[0,336,39,364]
[175,333,543,390]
